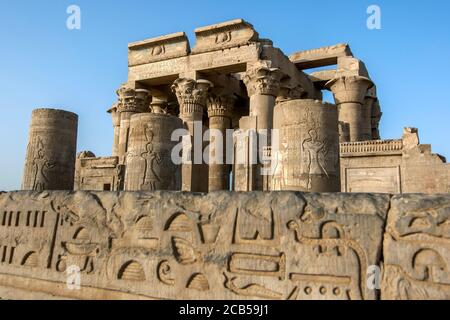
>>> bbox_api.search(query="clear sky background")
[0,0,449,191]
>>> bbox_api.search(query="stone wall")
[0,191,448,300]
[340,128,450,194]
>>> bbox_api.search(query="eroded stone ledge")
[0,191,448,300]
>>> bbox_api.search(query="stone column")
[363,86,378,141]
[243,61,283,135]
[326,76,373,142]
[207,92,235,191]
[108,103,121,157]
[171,78,212,192]
[273,99,340,192]
[124,113,183,191]
[22,108,78,191]
[242,61,283,190]
[116,85,150,163]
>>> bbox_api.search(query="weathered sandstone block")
[0,191,388,300]
[382,194,450,300]
[22,109,78,191]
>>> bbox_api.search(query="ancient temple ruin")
[2,19,449,300]
[20,19,449,194]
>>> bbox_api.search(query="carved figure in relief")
[271,142,287,190]
[215,31,232,44]
[302,129,327,175]
[31,138,55,191]
[140,127,162,191]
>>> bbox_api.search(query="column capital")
[150,97,169,114]
[116,84,150,113]
[325,75,374,104]
[276,77,306,103]
[108,103,121,126]
[171,78,213,116]
[207,92,236,118]
[243,61,283,97]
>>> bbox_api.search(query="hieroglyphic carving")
[288,274,353,300]
[172,237,200,265]
[0,191,391,300]
[157,260,175,286]
[31,138,56,191]
[229,252,286,280]
[118,260,146,281]
[223,273,283,300]
[287,220,366,300]
[233,207,280,246]
[382,195,450,300]
[187,273,210,291]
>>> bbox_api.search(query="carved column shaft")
[326,76,374,142]
[124,113,182,191]
[116,86,150,163]
[22,108,78,191]
[171,78,212,192]
[242,61,283,191]
[207,94,235,191]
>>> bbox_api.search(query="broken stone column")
[22,108,78,191]
[124,112,183,191]
[171,78,212,192]
[242,61,283,190]
[108,103,121,157]
[116,85,150,163]
[273,99,340,192]
[326,76,373,142]
[207,92,235,191]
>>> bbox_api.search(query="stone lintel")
[128,32,190,67]
[79,156,119,169]
[192,19,259,54]
[290,43,353,70]
[128,43,261,84]
[308,69,337,87]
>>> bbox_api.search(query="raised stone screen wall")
[0,191,448,300]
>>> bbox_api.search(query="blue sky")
[0,0,449,190]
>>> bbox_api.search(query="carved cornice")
[243,61,283,97]
[116,85,150,113]
[171,78,213,116]
[207,93,236,118]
